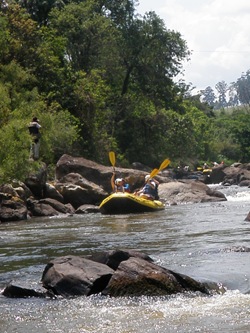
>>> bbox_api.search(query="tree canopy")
[0,0,249,182]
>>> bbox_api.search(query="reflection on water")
[0,186,250,332]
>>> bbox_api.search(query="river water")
[0,185,250,333]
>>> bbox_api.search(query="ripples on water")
[0,185,250,332]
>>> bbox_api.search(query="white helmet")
[115,178,122,185]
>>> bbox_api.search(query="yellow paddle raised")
[109,151,116,171]
[109,151,116,191]
[149,158,170,178]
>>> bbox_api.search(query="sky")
[137,0,250,94]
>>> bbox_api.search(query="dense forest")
[0,0,250,183]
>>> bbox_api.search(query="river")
[0,185,250,333]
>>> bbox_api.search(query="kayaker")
[203,162,209,169]
[135,175,159,200]
[111,173,130,193]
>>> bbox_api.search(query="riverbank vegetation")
[0,0,250,183]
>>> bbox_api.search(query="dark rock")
[221,164,250,186]
[102,257,208,297]
[0,199,28,222]
[239,180,250,187]
[27,199,60,217]
[24,163,47,198]
[56,173,107,207]
[89,249,154,270]
[44,183,64,202]
[39,198,75,214]
[0,184,19,197]
[0,192,12,203]
[205,165,226,184]
[12,181,34,201]
[3,250,218,299]
[245,212,250,222]
[41,256,114,297]
[75,204,100,214]
[41,252,210,298]
[2,284,47,298]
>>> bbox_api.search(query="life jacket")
[143,181,159,200]
[123,183,130,192]
[115,185,124,192]
[143,183,155,197]
[28,125,39,135]
[28,122,41,142]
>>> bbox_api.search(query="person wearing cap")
[111,173,130,193]
[135,174,159,200]
[28,116,41,160]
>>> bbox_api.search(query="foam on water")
[209,184,250,202]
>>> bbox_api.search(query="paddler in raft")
[111,173,130,193]
[134,175,159,200]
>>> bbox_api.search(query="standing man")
[28,117,41,160]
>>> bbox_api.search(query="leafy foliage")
[0,0,249,183]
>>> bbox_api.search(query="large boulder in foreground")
[41,256,114,297]
[3,250,214,298]
[159,180,226,205]
[102,256,208,297]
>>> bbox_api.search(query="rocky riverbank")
[1,154,250,223]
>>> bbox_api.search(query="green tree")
[73,69,114,161]
[0,81,11,126]
[118,11,190,105]
[0,106,80,182]
[215,81,228,109]
[229,110,250,162]
[212,114,241,162]
[14,0,68,26]
[49,1,119,73]
[200,86,216,107]
[0,118,33,182]
[234,70,250,105]
[227,83,239,107]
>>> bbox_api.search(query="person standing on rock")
[28,116,41,160]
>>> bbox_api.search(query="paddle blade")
[149,168,159,178]
[159,158,170,171]
[149,159,170,179]
[109,151,116,167]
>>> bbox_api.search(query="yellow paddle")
[109,151,116,171]
[109,151,116,191]
[149,158,170,178]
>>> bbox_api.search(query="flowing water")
[0,185,250,333]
